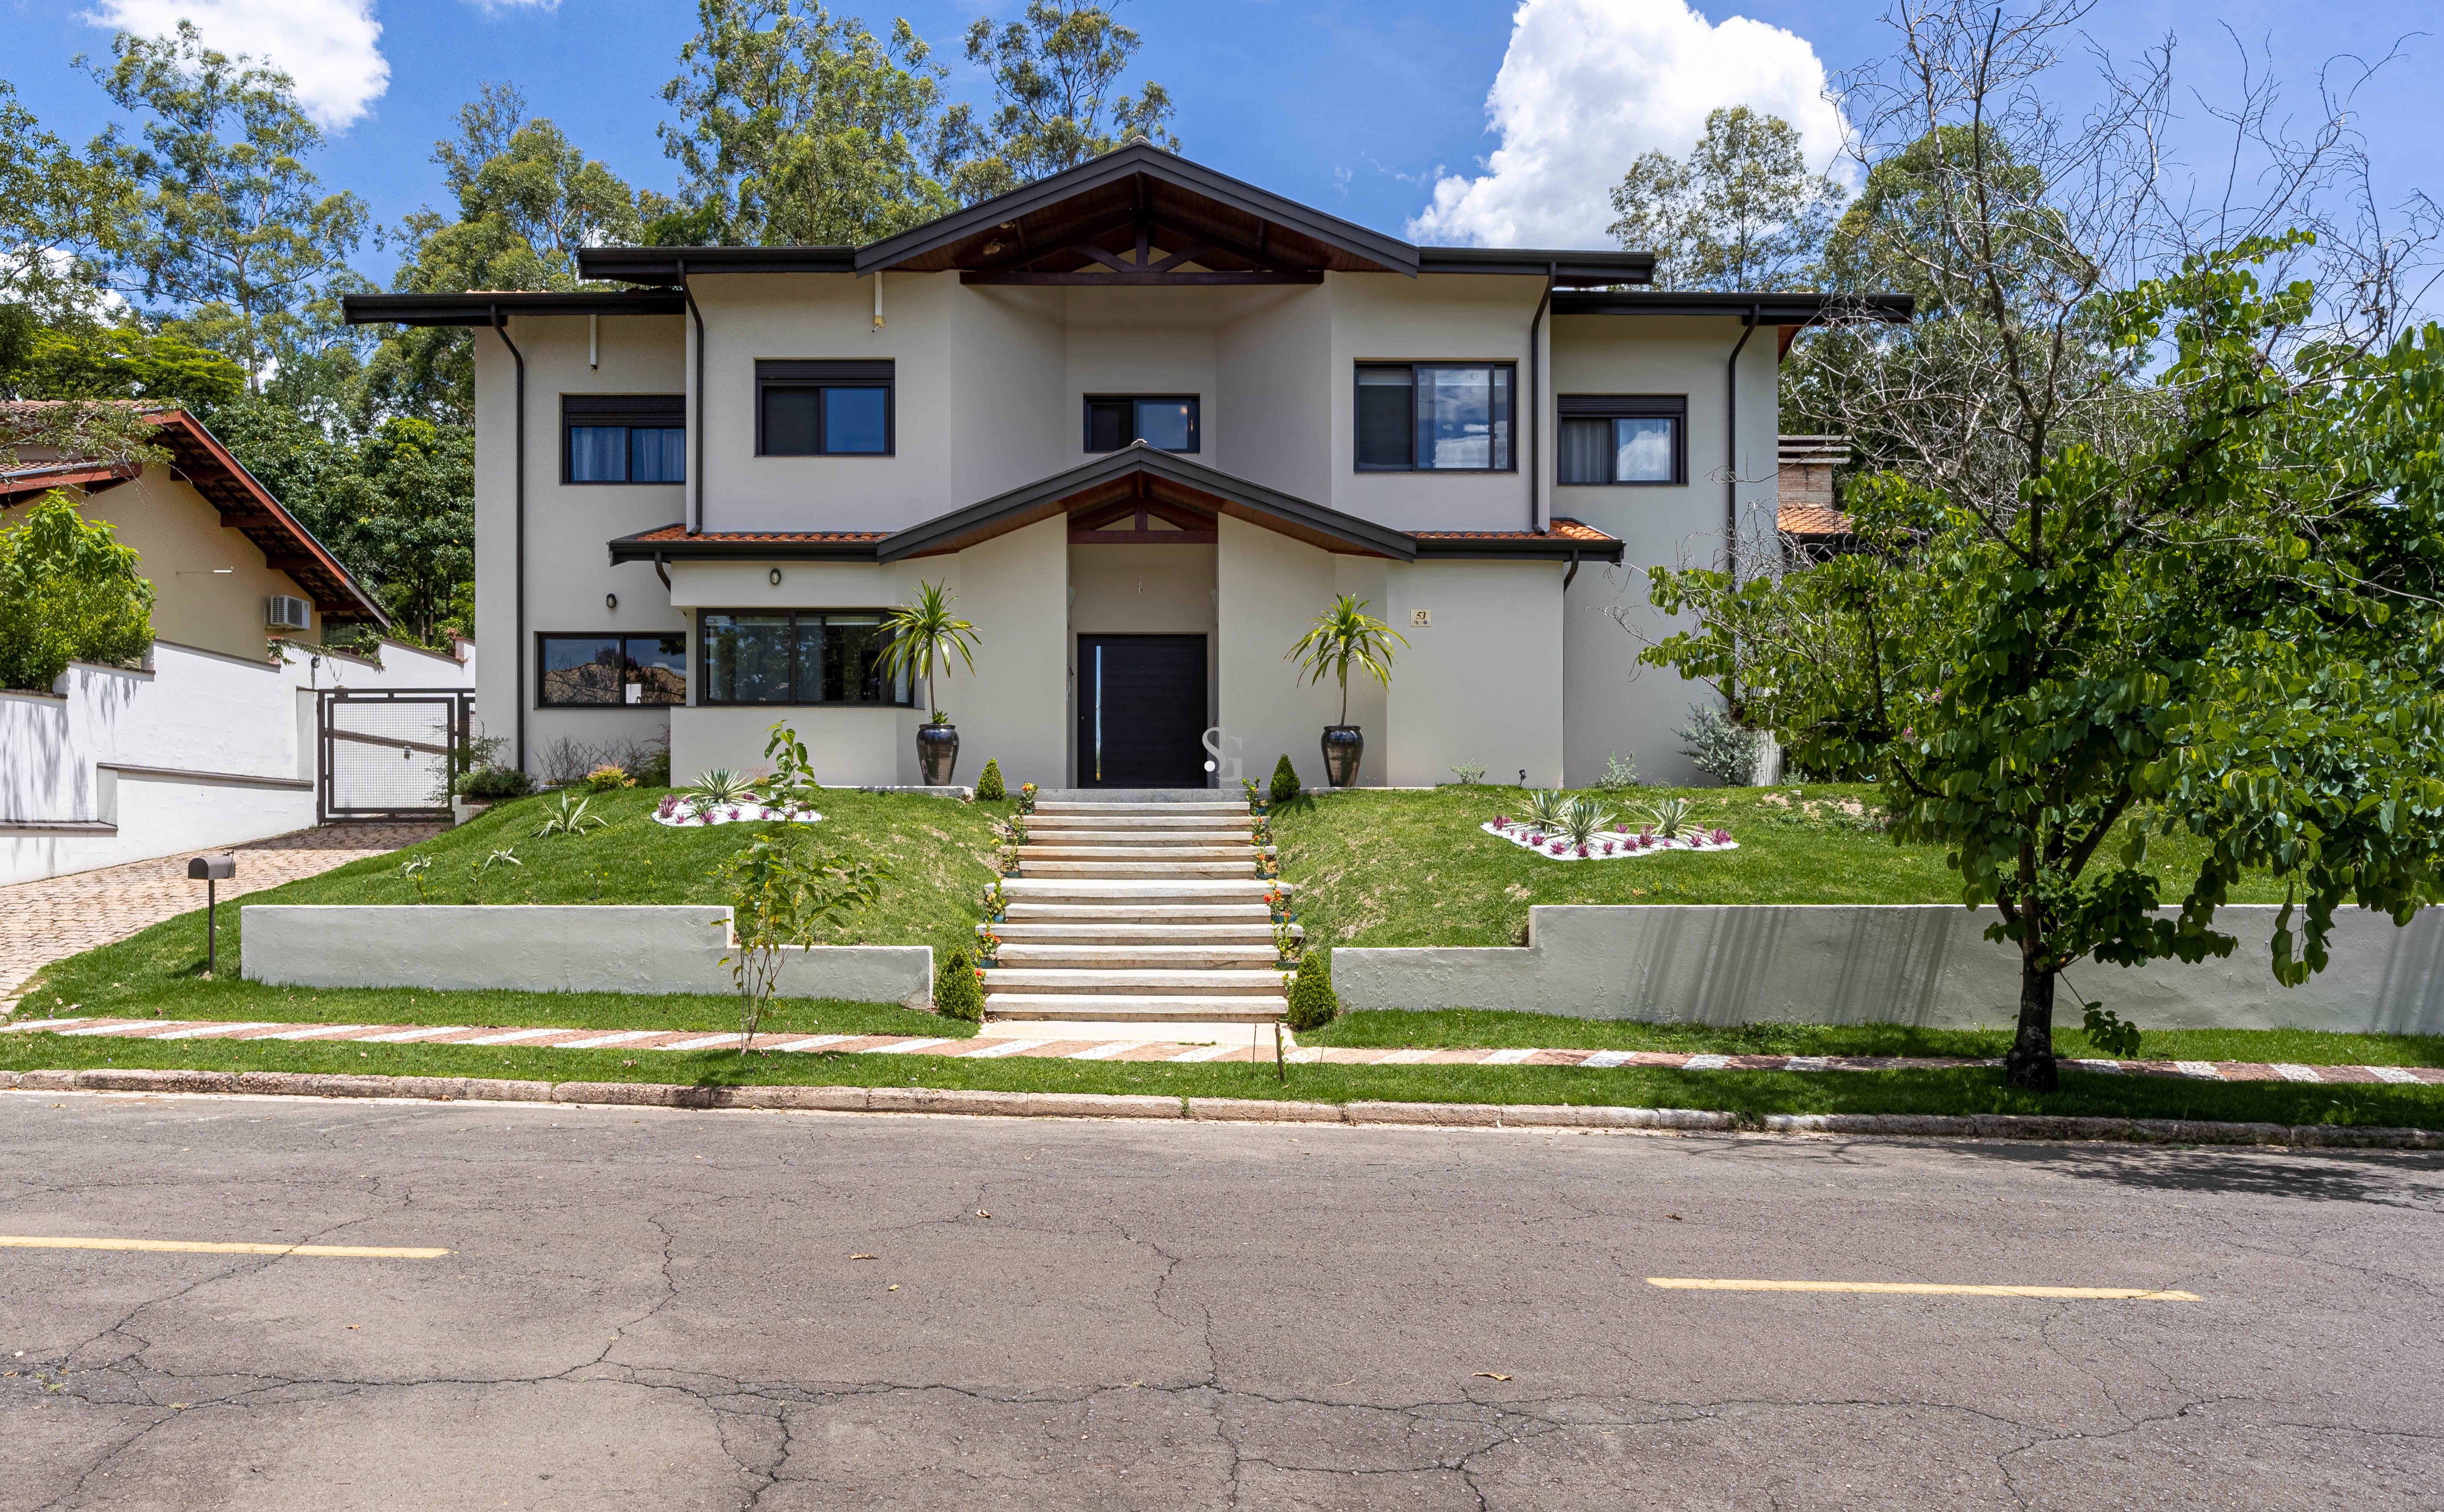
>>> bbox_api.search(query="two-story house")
[347,144,1906,791]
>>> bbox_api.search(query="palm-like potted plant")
[877,580,981,785]
[1285,594,1407,788]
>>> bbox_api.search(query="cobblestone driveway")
[0,823,442,1006]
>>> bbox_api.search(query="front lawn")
[1269,783,2301,950]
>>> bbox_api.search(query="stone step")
[1032,801,1247,816]
[1024,844,1267,861]
[1018,859,1260,878]
[1000,878,1285,903]
[984,968,1288,997]
[994,923,1291,943]
[1027,814,1252,831]
[995,944,1282,968]
[1001,903,1276,923]
[1019,828,1257,844]
[983,994,1288,1023]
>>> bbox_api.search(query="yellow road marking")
[1646,1278,2197,1300]
[0,1236,450,1259]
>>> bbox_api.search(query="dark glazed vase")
[917,723,961,786]
[1320,725,1364,788]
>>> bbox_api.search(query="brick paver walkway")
[0,824,443,1007]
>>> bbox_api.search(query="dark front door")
[1077,634,1209,788]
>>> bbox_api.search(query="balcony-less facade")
[347,143,1909,790]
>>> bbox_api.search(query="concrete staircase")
[983,798,1297,1040]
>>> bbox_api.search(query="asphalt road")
[0,1092,2437,1510]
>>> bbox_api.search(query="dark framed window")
[1556,395,1687,485]
[562,395,685,484]
[536,633,688,707]
[756,359,894,456]
[698,610,913,706]
[1354,362,1514,472]
[1084,395,1200,453]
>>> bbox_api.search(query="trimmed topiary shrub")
[1268,754,1302,804]
[974,758,1006,801]
[1284,952,1337,1031]
[937,945,986,1022]
[459,766,533,800]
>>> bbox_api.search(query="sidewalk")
[10,1015,2440,1083]
[0,823,444,1007]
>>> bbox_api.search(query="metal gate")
[317,688,472,822]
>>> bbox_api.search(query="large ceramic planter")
[916,722,961,786]
[1320,725,1364,788]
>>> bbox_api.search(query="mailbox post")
[188,854,236,975]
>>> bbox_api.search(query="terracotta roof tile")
[621,525,891,544]
[1412,517,1619,544]
[1779,505,1853,536]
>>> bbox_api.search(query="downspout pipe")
[1526,261,1555,533]
[678,258,706,535]
[492,305,527,774]
[1724,302,1760,582]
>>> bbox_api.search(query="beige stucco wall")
[945,515,1068,789]
[1383,558,1565,788]
[1214,516,1349,791]
[2,469,322,663]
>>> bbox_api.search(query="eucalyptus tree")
[1606,106,1843,291]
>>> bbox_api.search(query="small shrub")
[1592,751,1639,791]
[632,743,672,788]
[974,758,1006,801]
[1269,754,1301,804]
[1284,953,1337,1031]
[1448,762,1487,785]
[0,493,155,692]
[459,766,532,800]
[937,946,986,1022]
[583,763,636,793]
[1676,703,1762,786]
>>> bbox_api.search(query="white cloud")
[83,0,389,131]
[466,0,560,12]
[1407,0,1847,248]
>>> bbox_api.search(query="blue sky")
[4,0,2436,284]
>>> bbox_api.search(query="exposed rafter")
[963,198,1326,287]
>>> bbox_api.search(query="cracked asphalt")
[1,1093,2438,1510]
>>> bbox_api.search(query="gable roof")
[0,406,387,625]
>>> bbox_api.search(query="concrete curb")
[7,1067,2440,1148]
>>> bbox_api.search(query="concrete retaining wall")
[1334,904,2444,1036]
[241,905,934,1009]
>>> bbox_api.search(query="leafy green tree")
[1,79,132,322]
[84,23,369,392]
[1607,107,1843,290]
[0,493,156,691]
[952,1,1178,202]
[1645,242,2444,1089]
[658,0,971,245]
[327,419,476,644]
[12,324,246,408]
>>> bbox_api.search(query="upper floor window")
[537,632,687,706]
[698,609,913,706]
[563,395,685,483]
[1355,363,1514,472]
[757,359,894,456]
[1085,395,1200,453]
[1557,395,1686,485]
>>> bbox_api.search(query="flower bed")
[652,795,821,828]
[1481,818,1738,862]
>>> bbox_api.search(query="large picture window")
[698,610,913,706]
[1084,395,1200,453]
[562,395,685,484]
[537,634,688,706]
[1557,395,1686,485]
[1354,363,1514,472]
[757,359,894,456]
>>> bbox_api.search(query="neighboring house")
[1777,435,1857,562]
[346,143,1909,790]
[0,407,475,884]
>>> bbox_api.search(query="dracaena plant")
[1285,594,1407,724]
[876,581,981,718]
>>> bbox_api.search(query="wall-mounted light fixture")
[769,568,783,586]
[605,592,618,611]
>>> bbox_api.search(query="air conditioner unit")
[265,595,313,631]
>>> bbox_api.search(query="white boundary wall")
[1334,904,2444,1036]
[242,904,934,1009]
[1,639,475,885]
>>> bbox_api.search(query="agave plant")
[1523,788,1572,832]
[1645,797,1695,839]
[532,792,609,839]
[688,768,760,806]
[1559,797,1614,849]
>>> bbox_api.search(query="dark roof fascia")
[573,246,860,286]
[606,529,884,564]
[149,411,390,626]
[1416,247,1655,286]
[1552,291,1915,322]
[852,144,1421,277]
[342,290,688,326]
[1414,534,1626,565]
[876,445,1417,563]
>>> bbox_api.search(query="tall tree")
[1606,106,1843,290]
[953,1,1177,202]
[0,79,132,324]
[85,23,369,392]
[658,0,970,245]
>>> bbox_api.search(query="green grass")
[1270,782,2297,950]
[1306,1008,2444,1068]
[10,1032,2439,1130]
